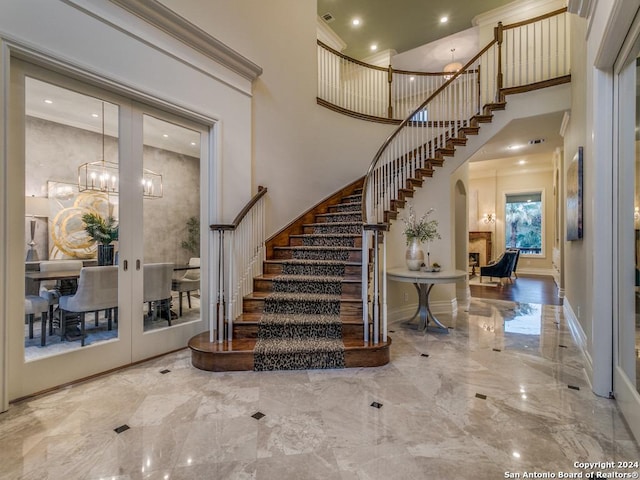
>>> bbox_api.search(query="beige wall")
[563,13,590,339]
[468,155,555,274]
[159,0,395,237]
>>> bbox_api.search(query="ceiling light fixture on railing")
[443,48,462,80]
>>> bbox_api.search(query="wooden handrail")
[502,7,567,30]
[318,40,482,77]
[210,186,267,231]
[318,41,388,71]
[360,38,497,223]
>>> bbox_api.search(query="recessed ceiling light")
[162,134,169,138]
[43,99,53,104]
[508,144,523,150]
[91,113,99,118]
[352,18,361,26]
[370,44,378,51]
[513,452,521,459]
[190,141,197,146]
[440,16,448,23]
[518,160,526,165]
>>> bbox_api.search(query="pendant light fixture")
[78,101,119,195]
[78,102,163,199]
[443,48,462,80]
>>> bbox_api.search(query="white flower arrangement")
[401,204,441,245]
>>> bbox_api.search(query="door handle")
[136,259,141,270]
[123,260,128,271]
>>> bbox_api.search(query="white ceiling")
[26,77,201,158]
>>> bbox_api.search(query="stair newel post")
[382,227,388,343]
[227,229,234,342]
[387,65,393,119]
[372,228,380,344]
[361,228,370,343]
[495,21,504,103]
[217,229,226,343]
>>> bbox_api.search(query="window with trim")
[505,192,543,255]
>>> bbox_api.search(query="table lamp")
[25,195,49,261]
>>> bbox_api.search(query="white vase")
[405,238,424,271]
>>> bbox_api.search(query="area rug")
[252,199,363,371]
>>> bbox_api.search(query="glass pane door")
[9,60,133,400]
[24,78,121,360]
[141,114,201,332]
[131,106,208,362]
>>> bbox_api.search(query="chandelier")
[78,102,163,199]
[443,48,462,80]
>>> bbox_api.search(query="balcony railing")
[348,8,570,344]
[318,8,570,123]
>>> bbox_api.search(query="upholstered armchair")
[58,266,118,346]
[171,257,200,317]
[143,263,174,325]
[38,260,84,333]
[480,250,518,283]
[506,248,521,278]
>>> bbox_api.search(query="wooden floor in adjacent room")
[469,273,563,305]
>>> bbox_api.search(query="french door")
[8,59,210,400]
[614,9,640,440]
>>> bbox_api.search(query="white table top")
[386,267,467,284]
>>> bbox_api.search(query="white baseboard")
[563,297,593,391]
[515,267,556,276]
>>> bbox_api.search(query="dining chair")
[171,257,200,317]
[25,295,49,347]
[58,266,118,346]
[38,260,84,334]
[143,263,174,326]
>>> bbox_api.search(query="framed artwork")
[47,181,117,259]
[566,146,583,241]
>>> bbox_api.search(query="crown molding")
[108,0,262,81]
[362,49,397,68]
[316,16,346,52]
[472,0,565,27]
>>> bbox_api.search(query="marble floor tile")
[1,298,639,480]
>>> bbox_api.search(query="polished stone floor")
[2,298,639,479]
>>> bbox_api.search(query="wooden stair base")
[189,332,391,371]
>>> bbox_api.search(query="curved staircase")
[189,182,391,371]
[189,7,572,373]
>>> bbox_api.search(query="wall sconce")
[635,206,639,221]
[482,213,495,224]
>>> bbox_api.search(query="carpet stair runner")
[253,194,362,371]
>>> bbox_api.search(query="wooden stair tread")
[245,291,361,302]
[189,332,392,371]
[234,315,367,326]
[255,273,360,283]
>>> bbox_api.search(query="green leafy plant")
[82,212,119,246]
[181,216,200,256]
[401,204,441,244]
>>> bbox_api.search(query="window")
[505,192,543,255]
